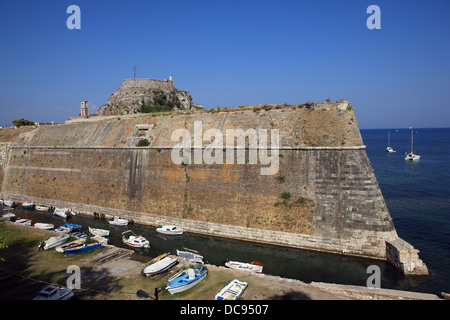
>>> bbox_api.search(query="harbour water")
[1,128,448,296]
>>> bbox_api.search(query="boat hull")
[166,270,207,295]
[34,223,54,230]
[42,234,70,250]
[214,279,248,300]
[225,261,263,273]
[143,257,178,277]
[65,243,102,255]
[156,225,184,235]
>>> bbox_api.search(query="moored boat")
[224,260,263,273]
[176,248,203,261]
[156,225,184,235]
[143,256,178,277]
[55,223,82,233]
[109,217,128,226]
[122,230,150,248]
[34,223,54,230]
[88,226,110,237]
[214,279,248,300]
[55,239,86,253]
[22,201,35,209]
[3,200,16,207]
[39,234,70,250]
[64,242,102,255]
[33,285,74,300]
[15,218,32,226]
[53,208,70,219]
[36,205,50,212]
[166,264,207,294]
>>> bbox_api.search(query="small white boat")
[34,223,54,230]
[39,234,70,250]
[33,285,74,300]
[405,127,420,161]
[3,200,16,207]
[92,235,108,245]
[386,131,396,153]
[55,239,85,253]
[405,152,420,161]
[53,208,70,219]
[176,248,203,261]
[143,256,178,277]
[36,205,50,212]
[214,279,248,300]
[88,226,110,237]
[2,209,15,220]
[225,260,263,273]
[22,201,35,209]
[15,219,32,226]
[109,217,128,226]
[156,225,184,235]
[166,264,208,295]
[122,230,150,248]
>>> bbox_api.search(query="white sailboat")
[405,127,420,161]
[386,131,396,153]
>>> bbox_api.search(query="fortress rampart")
[0,102,428,275]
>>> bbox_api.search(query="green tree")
[12,118,35,127]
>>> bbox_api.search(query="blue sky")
[0,0,449,128]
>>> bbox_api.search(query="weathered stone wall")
[0,102,428,274]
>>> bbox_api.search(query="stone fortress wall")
[0,101,428,275]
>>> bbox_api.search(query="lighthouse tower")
[81,101,88,117]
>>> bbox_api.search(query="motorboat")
[3,200,16,207]
[176,248,203,261]
[33,285,74,300]
[64,242,102,255]
[166,264,208,295]
[39,234,70,250]
[214,279,248,300]
[55,223,82,233]
[109,217,128,227]
[225,260,263,273]
[22,201,35,209]
[34,223,54,230]
[88,226,110,237]
[405,127,420,161]
[156,225,184,235]
[2,209,15,220]
[53,208,70,219]
[122,230,150,248]
[15,218,32,226]
[143,256,178,277]
[36,205,50,212]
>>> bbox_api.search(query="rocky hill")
[96,77,195,116]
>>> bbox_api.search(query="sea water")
[1,128,449,296]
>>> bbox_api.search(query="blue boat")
[166,264,207,294]
[64,243,101,255]
[71,232,87,239]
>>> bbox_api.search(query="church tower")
[81,101,88,117]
